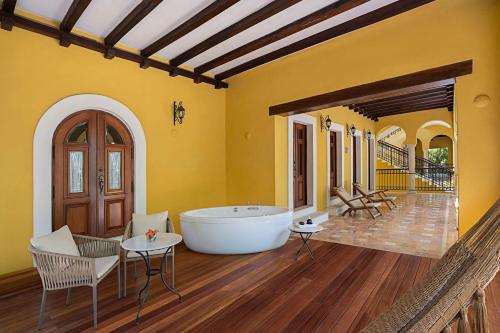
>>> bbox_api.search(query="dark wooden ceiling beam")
[356,94,451,111]
[354,86,452,108]
[365,99,452,113]
[59,0,92,47]
[269,60,472,116]
[141,0,239,58]
[104,0,163,52]
[1,0,16,12]
[194,0,370,74]
[358,95,452,112]
[343,79,455,105]
[60,0,92,32]
[0,0,16,30]
[216,0,434,80]
[370,102,450,117]
[0,10,228,89]
[170,0,302,67]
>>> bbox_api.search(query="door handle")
[98,175,104,194]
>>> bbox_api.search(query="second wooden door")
[330,131,337,192]
[294,123,307,208]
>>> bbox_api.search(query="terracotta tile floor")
[313,193,458,258]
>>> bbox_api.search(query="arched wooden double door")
[53,111,134,237]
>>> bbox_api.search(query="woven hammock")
[361,200,500,333]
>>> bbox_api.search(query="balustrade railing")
[377,140,454,192]
[376,169,408,191]
[377,141,408,169]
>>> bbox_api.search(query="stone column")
[423,149,429,160]
[406,143,416,193]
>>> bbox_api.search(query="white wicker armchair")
[29,234,121,329]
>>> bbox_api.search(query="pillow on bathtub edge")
[132,211,168,237]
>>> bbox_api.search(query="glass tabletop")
[121,233,182,252]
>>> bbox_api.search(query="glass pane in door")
[69,151,84,193]
[108,151,122,190]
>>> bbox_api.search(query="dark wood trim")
[104,0,163,50]
[170,0,301,67]
[216,0,435,80]
[141,0,238,58]
[0,10,228,89]
[194,0,370,74]
[0,0,16,30]
[269,61,471,116]
[0,268,40,299]
[60,0,92,32]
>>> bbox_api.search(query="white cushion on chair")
[132,211,168,237]
[95,255,119,278]
[30,225,80,257]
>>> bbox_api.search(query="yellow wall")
[376,109,453,145]
[312,107,375,210]
[0,27,226,274]
[226,0,500,236]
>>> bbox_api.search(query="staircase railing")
[415,156,455,191]
[377,141,408,169]
[377,140,455,191]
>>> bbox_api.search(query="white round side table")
[289,225,324,260]
[121,233,182,323]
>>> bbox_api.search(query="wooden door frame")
[326,122,345,206]
[33,94,146,238]
[288,114,317,219]
[350,129,363,195]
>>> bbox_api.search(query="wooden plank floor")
[0,240,498,333]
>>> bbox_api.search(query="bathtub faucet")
[248,201,260,210]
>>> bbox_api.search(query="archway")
[33,94,146,238]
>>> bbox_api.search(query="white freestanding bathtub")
[180,206,292,254]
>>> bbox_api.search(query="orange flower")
[145,229,158,238]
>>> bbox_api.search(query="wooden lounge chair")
[353,183,397,210]
[333,187,382,219]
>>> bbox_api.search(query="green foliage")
[428,148,449,165]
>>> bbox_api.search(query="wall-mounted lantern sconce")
[364,129,373,140]
[320,115,332,132]
[346,123,356,137]
[173,101,185,126]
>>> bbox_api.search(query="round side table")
[121,233,182,323]
[289,225,324,260]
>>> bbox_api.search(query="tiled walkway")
[314,193,458,258]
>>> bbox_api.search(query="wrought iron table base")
[135,248,182,324]
[295,232,314,260]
